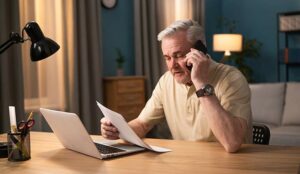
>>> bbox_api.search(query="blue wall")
[205,0,222,61]
[102,0,300,82]
[101,0,134,76]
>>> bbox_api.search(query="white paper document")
[96,101,171,153]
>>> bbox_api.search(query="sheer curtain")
[160,0,193,27]
[20,0,67,111]
[159,0,205,34]
[19,0,103,134]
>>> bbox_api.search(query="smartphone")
[186,40,207,71]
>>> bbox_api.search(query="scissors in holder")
[17,119,35,135]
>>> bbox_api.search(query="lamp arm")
[0,32,24,54]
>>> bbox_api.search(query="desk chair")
[253,124,270,145]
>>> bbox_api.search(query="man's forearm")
[200,95,247,153]
[128,118,153,138]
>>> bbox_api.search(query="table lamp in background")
[213,34,242,57]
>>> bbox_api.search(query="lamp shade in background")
[24,22,60,61]
[213,34,242,56]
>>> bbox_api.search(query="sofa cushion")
[250,83,285,125]
[269,126,300,146]
[282,82,300,125]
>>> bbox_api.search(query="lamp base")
[224,50,231,56]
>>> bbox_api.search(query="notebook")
[40,108,145,159]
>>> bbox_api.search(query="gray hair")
[157,19,206,46]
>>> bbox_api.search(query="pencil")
[27,112,33,121]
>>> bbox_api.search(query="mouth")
[173,71,184,76]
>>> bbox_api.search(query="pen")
[9,106,17,133]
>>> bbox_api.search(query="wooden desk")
[1,132,300,174]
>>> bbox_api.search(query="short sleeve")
[138,75,166,126]
[217,69,252,124]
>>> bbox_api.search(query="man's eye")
[174,54,185,58]
[164,56,171,61]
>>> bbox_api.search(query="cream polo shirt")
[138,58,252,143]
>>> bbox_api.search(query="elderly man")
[101,19,252,153]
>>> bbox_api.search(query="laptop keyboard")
[94,143,125,154]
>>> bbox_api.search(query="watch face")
[204,85,214,95]
[102,0,117,9]
[196,84,214,97]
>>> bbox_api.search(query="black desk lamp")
[0,21,60,61]
[0,21,60,158]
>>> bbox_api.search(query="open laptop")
[40,108,145,159]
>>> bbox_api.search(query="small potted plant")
[115,48,125,76]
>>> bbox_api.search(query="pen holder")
[0,142,8,158]
[7,131,31,161]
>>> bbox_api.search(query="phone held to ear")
[186,40,207,71]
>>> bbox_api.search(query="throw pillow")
[250,83,285,125]
[282,82,300,125]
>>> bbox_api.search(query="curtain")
[19,0,70,132]
[70,0,103,134]
[0,0,25,133]
[192,0,205,27]
[20,0,67,112]
[160,0,193,27]
[134,0,165,98]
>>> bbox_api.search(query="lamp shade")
[213,34,242,56]
[24,22,60,61]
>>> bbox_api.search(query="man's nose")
[170,58,179,68]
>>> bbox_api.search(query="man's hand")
[100,117,119,140]
[185,48,210,90]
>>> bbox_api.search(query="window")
[161,0,194,27]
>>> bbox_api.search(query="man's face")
[161,31,193,84]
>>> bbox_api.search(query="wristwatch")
[196,84,215,97]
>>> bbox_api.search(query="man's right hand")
[100,117,119,140]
